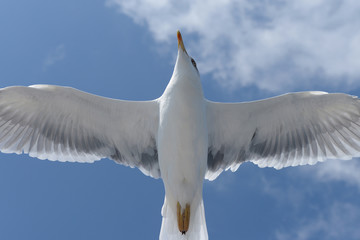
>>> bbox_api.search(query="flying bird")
[1,31,360,239]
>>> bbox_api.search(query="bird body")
[158,41,208,238]
[1,31,360,239]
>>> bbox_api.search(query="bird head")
[175,31,199,78]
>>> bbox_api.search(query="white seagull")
[1,31,360,239]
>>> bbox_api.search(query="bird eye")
[191,58,197,70]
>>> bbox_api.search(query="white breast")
[157,75,208,206]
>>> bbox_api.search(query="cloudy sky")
[1,0,360,239]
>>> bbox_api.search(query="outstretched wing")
[0,85,160,178]
[206,91,360,180]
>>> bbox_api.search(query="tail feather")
[159,197,208,240]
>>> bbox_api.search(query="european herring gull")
[1,31,360,239]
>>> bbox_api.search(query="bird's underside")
[1,31,360,240]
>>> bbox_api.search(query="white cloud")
[275,202,360,240]
[260,165,360,240]
[311,160,360,190]
[43,44,66,69]
[260,174,305,208]
[106,0,360,92]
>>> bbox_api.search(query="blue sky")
[1,0,360,239]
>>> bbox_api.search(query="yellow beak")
[177,31,187,54]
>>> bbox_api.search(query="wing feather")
[206,91,360,180]
[0,85,160,178]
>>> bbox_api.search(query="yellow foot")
[177,202,190,234]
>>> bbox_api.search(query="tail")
[159,197,208,240]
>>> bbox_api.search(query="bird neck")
[163,72,203,100]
